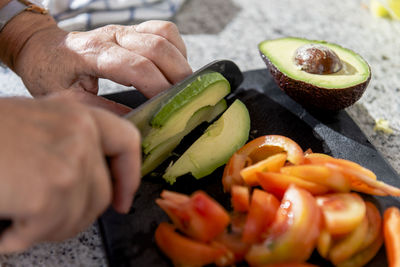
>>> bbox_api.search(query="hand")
[1,14,192,115]
[0,94,141,253]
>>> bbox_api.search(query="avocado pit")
[293,44,342,75]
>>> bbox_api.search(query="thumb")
[49,89,132,116]
[0,225,31,254]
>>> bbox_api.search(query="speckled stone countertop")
[0,0,399,266]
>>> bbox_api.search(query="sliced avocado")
[141,99,228,176]
[143,72,230,153]
[259,37,371,110]
[163,99,250,184]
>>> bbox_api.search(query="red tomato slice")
[222,135,304,192]
[335,234,383,267]
[155,222,231,267]
[383,206,400,267]
[242,189,280,243]
[156,190,230,242]
[317,228,332,259]
[245,185,321,266]
[316,193,366,235]
[214,231,250,263]
[240,152,287,186]
[257,171,330,199]
[359,201,382,251]
[280,164,351,193]
[328,214,369,265]
[259,264,319,267]
[231,185,250,212]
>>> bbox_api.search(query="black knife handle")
[0,219,12,234]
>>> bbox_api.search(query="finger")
[89,108,142,213]
[135,20,188,59]
[51,89,132,116]
[116,29,192,85]
[0,223,32,253]
[93,45,172,97]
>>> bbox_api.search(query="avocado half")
[259,37,371,111]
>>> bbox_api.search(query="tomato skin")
[240,152,287,186]
[316,193,366,235]
[242,189,280,243]
[223,153,249,192]
[317,228,332,258]
[258,264,319,267]
[359,201,382,251]
[215,231,250,263]
[155,222,231,267]
[156,190,230,242]
[328,214,369,265]
[231,185,250,212]
[383,206,400,267]
[280,165,351,193]
[245,185,321,266]
[222,135,304,192]
[257,171,330,199]
[335,234,383,267]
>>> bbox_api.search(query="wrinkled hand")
[14,20,192,115]
[0,94,141,253]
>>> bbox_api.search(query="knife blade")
[124,59,243,137]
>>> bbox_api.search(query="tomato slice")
[280,165,351,193]
[156,190,230,242]
[317,228,332,259]
[245,185,321,266]
[383,206,400,267]
[214,231,250,263]
[155,222,231,267]
[316,193,366,235]
[305,155,400,196]
[328,214,369,264]
[335,234,383,267]
[257,171,330,199]
[359,201,382,251]
[259,264,319,267]
[222,135,304,192]
[231,185,250,212]
[240,152,287,186]
[242,189,280,243]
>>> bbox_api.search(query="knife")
[0,60,243,236]
[124,59,243,137]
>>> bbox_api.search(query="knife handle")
[0,219,12,234]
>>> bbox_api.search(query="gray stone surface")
[0,0,399,266]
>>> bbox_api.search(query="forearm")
[0,0,57,71]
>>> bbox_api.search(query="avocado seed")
[293,44,342,74]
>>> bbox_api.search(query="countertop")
[0,0,399,265]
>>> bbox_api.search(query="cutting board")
[99,68,400,267]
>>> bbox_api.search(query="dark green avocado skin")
[260,52,371,111]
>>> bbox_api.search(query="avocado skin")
[260,52,371,111]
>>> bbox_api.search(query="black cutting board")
[99,68,400,267]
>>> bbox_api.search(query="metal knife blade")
[124,59,243,137]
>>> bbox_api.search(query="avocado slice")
[143,72,230,154]
[259,37,371,110]
[141,99,228,176]
[163,99,250,184]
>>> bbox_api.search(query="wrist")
[0,1,57,71]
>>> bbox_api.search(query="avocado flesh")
[163,99,250,184]
[141,99,228,176]
[143,73,230,154]
[151,72,230,127]
[259,37,371,110]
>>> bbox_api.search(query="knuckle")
[147,35,169,54]
[159,21,179,36]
